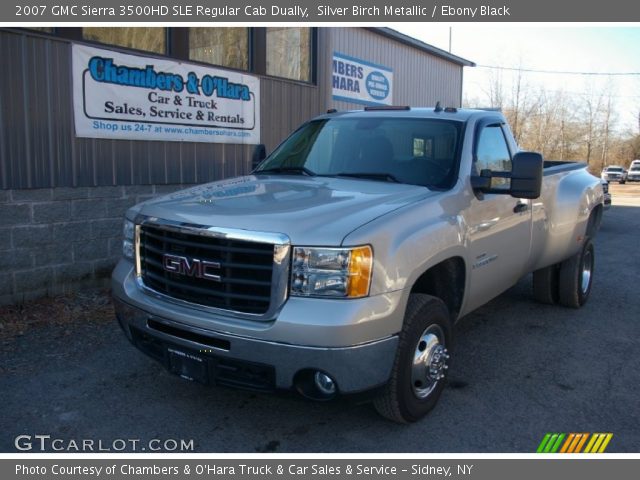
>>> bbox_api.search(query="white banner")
[72,45,260,144]
[332,52,393,106]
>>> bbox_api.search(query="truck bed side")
[528,161,603,272]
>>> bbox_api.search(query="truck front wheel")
[374,294,451,423]
[558,239,595,308]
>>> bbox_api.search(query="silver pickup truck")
[112,106,604,422]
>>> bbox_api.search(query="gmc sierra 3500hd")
[112,106,604,423]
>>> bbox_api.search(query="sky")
[392,25,640,134]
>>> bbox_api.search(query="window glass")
[189,28,249,70]
[476,125,512,189]
[266,27,311,82]
[83,28,166,54]
[413,137,434,158]
[258,118,462,189]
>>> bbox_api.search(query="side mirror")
[471,151,543,199]
[251,144,266,170]
[510,152,543,199]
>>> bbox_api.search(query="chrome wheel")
[374,294,452,422]
[581,247,593,295]
[411,325,449,399]
[559,239,595,308]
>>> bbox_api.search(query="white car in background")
[628,161,640,182]
[601,165,627,184]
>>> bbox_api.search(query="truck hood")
[137,175,436,245]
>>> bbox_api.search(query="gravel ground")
[1,188,639,453]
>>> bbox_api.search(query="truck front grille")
[138,224,274,314]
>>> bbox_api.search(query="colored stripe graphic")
[537,433,552,453]
[584,433,614,453]
[543,434,558,453]
[538,433,613,453]
[537,433,565,453]
[574,433,590,453]
[597,433,613,453]
[549,433,566,453]
[562,433,587,453]
[584,434,599,453]
[560,433,576,453]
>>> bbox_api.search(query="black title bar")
[4,0,640,22]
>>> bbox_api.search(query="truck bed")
[543,160,587,175]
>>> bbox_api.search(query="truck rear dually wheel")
[558,239,594,308]
[374,294,451,423]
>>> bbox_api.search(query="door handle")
[513,202,529,213]
[477,219,499,232]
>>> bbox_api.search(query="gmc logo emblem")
[162,254,221,282]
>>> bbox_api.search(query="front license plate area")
[168,347,208,384]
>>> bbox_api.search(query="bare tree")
[482,68,505,109]
[600,91,613,169]
[467,67,637,172]
[581,81,604,167]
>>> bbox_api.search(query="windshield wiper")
[256,166,316,176]
[333,172,400,183]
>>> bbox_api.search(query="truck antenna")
[434,101,443,113]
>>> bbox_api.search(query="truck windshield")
[256,117,463,189]
[608,167,623,172]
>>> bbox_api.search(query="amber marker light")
[347,245,373,298]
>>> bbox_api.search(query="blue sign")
[366,71,390,101]
[332,52,393,106]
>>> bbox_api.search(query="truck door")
[463,121,532,313]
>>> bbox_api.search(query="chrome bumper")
[111,260,402,394]
[113,297,398,394]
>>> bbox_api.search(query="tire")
[558,239,595,308]
[374,294,451,423]
[532,264,559,304]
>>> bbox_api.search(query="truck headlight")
[122,219,135,260]
[291,246,373,298]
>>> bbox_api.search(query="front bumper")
[603,175,623,182]
[112,260,402,394]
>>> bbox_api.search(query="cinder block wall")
[0,185,186,305]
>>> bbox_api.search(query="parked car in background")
[601,165,627,184]
[627,163,640,182]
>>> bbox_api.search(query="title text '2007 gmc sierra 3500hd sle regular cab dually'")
[112,106,604,423]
